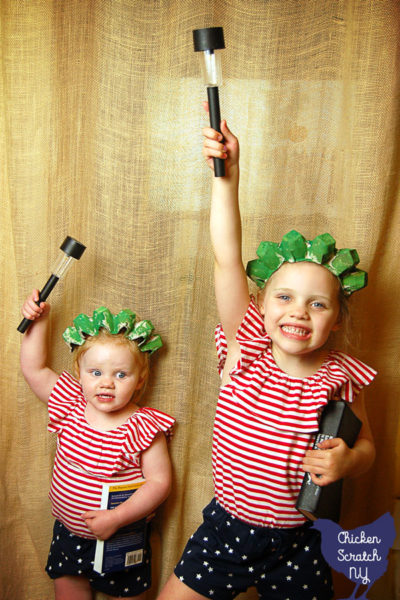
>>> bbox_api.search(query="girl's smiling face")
[259,261,341,372]
[78,340,146,421]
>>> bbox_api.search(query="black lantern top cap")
[60,236,86,260]
[193,27,225,52]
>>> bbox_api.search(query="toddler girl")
[20,291,175,600]
[158,117,376,600]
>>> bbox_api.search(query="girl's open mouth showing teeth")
[281,325,310,338]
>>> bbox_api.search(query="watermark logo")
[312,512,396,599]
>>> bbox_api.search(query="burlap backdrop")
[1,1,399,599]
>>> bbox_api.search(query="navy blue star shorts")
[45,520,151,597]
[174,499,333,600]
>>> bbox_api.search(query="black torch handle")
[207,86,225,177]
[17,274,60,333]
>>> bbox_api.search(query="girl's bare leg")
[54,575,93,600]
[55,575,149,600]
[157,573,209,600]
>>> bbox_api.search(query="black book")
[296,401,362,522]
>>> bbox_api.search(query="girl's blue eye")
[278,294,291,301]
[116,372,126,379]
[311,301,325,309]
[93,369,101,376]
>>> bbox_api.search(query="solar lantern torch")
[193,27,226,177]
[17,236,86,333]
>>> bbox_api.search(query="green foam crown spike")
[279,230,308,261]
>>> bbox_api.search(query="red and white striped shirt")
[47,371,175,538]
[213,299,376,529]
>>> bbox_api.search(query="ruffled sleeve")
[122,407,175,455]
[328,351,377,402]
[48,371,84,433]
[215,297,270,377]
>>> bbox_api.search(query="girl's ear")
[257,291,265,316]
[136,363,149,390]
[331,312,342,332]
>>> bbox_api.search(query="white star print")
[208,567,214,572]
[203,537,209,541]
[248,566,254,573]
[76,545,81,550]
[287,561,292,566]
[250,529,255,534]
[242,555,247,560]
[78,558,82,564]
[304,546,310,551]
[179,576,184,582]
[286,575,292,581]
[226,521,231,526]
[235,537,240,542]
[203,561,209,566]
[215,550,221,555]
[303,584,308,589]
[226,584,232,589]
[196,574,202,580]
[209,591,214,596]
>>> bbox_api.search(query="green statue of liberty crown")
[246,230,367,295]
[62,307,162,354]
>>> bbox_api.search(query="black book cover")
[296,400,362,522]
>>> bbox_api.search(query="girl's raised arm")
[20,290,59,403]
[204,120,250,344]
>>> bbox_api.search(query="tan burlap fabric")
[1,1,399,598]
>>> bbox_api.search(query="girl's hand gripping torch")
[17,236,86,333]
[193,27,226,177]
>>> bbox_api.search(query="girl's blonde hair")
[72,329,150,398]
